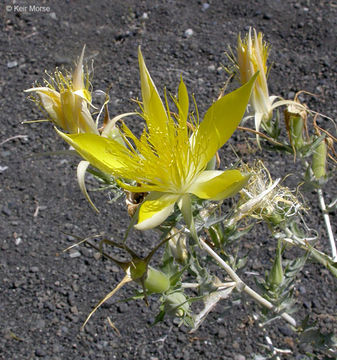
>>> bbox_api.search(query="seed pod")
[312,140,327,179]
[144,267,170,294]
[164,292,189,317]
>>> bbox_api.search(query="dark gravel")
[1,1,336,359]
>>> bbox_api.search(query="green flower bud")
[268,241,284,288]
[144,267,170,294]
[168,228,188,264]
[129,259,147,281]
[289,114,304,150]
[164,292,189,317]
[266,212,283,226]
[312,140,327,179]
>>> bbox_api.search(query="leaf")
[191,284,235,332]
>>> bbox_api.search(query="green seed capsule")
[312,140,327,179]
[144,267,170,294]
[164,292,189,317]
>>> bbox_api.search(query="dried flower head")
[230,161,302,225]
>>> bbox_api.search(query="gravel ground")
[1,1,336,359]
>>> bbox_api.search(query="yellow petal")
[72,45,86,91]
[193,73,257,166]
[55,131,134,175]
[77,160,99,213]
[138,48,168,145]
[189,170,249,201]
[60,90,77,132]
[135,192,179,230]
[25,87,64,127]
[177,76,189,124]
[78,101,99,134]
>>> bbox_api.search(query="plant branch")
[237,126,285,147]
[199,238,297,327]
[317,188,337,261]
[303,160,337,261]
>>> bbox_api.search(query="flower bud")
[168,228,188,264]
[312,140,327,179]
[144,267,170,294]
[164,292,189,317]
[129,259,147,281]
[268,241,284,288]
[286,111,305,150]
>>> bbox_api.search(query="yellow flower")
[56,48,256,230]
[235,28,305,138]
[25,46,98,134]
[237,28,274,132]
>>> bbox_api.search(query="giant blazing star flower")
[26,46,98,135]
[57,48,256,230]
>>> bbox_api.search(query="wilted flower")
[57,48,256,230]
[229,161,302,226]
[25,46,99,134]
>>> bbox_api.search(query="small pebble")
[70,306,79,315]
[35,348,47,357]
[7,61,18,69]
[202,3,210,11]
[184,28,194,38]
[69,250,81,258]
[30,266,39,273]
[93,252,101,261]
[15,237,22,246]
[263,13,272,20]
[49,12,57,20]
[2,207,11,216]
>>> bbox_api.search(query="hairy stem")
[199,238,297,327]
[317,188,337,261]
[303,160,336,261]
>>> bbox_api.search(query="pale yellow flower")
[25,46,98,134]
[235,28,302,137]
